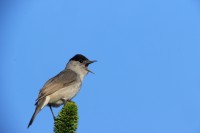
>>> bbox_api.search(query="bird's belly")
[48,82,81,107]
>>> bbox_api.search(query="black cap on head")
[70,54,89,63]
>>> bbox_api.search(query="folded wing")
[36,69,77,103]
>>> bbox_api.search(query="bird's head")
[67,54,97,75]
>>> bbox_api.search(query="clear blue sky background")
[1,0,200,133]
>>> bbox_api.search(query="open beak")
[85,60,97,74]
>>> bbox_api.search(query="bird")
[27,54,96,128]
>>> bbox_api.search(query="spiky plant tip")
[54,101,79,133]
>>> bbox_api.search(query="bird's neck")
[65,61,88,81]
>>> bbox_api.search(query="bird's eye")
[80,60,83,63]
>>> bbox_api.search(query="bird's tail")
[27,106,41,128]
[27,98,48,128]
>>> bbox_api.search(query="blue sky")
[1,0,200,133]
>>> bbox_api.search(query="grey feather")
[27,98,46,128]
[36,69,77,102]
[28,69,77,128]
